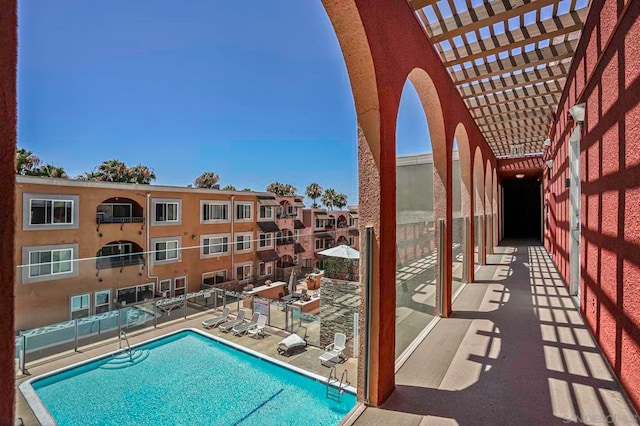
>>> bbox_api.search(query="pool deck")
[15,313,357,426]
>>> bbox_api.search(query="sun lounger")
[232,312,260,336]
[277,326,307,356]
[247,314,267,338]
[201,307,230,329]
[219,309,246,332]
[319,333,346,366]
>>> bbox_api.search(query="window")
[29,248,73,277]
[159,279,171,294]
[349,237,355,246]
[202,235,229,256]
[315,239,323,250]
[95,290,111,314]
[259,206,273,220]
[154,240,180,262]
[97,203,133,222]
[294,230,299,241]
[236,203,252,220]
[203,270,227,286]
[258,233,272,248]
[236,264,252,281]
[236,233,252,251]
[259,262,273,277]
[202,202,229,222]
[153,199,180,224]
[117,283,154,305]
[315,218,324,228]
[30,199,74,225]
[70,294,90,319]
[174,276,187,295]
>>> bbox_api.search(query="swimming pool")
[20,328,357,425]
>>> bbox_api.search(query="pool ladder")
[118,331,134,362]
[326,367,349,402]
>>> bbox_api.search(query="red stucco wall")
[544,0,640,410]
[0,0,17,422]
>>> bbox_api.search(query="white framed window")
[349,237,355,246]
[258,262,273,277]
[258,233,273,249]
[117,283,154,305]
[30,199,74,225]
[94,290,111,314]
[174,276,187,295]
[315,239,323,250]
[236,233,252,252]
[201,201,230,223]
[203,270,228,286]
[153,238,181,263]
[235,263,252,282]
[29,248,74,277]
[159,279,172,295]
[236,203,252,221]
[315,218,324,229]
[152,199,181,225]
[259,205,273,220]
[70,293,90,319]
[201,234,230,257]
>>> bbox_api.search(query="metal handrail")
[119,331,133,362]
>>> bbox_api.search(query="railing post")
[184,295,188,319]
[117,309,122,338]
[153,302,157,328]
[74,318,79,352]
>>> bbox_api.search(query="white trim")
[159,279,172,295]
[258,232,273,250]
[235,232,253,253]
[152,198,181,226]
[70,293,90,317]
[234,262,253,282]
[235,201,253,222]
[258,205,274,221]
[151,237,182,264]
[27,247,74,279]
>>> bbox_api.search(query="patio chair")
[219,309,246,332]
[319,333,347,366]
[201,307,230,329]
[277,326,307,356]
[247,314,267,339]
[232,312,260,336]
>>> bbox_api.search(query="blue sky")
[18,0,431,205]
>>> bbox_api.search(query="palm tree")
[15,149,41,175]
[94,159,129,182]
[241,188,252,192]
[305,183,323,208]
[127,164,156,184]
[194,171,220,188]
[222,184,236,191]
[267,182,297,196]
[334,193,348,210]
[321,188,338,210]
[37,164,68,178]
[266,181,283,195]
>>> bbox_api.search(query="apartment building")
[272,196,306,279]
[14,176,278,331]
[300,208,359,269]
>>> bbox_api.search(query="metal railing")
[96,254,145,270]
[96,216,144,224]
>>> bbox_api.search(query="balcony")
[96,198,144,224]
[96,241,145,270]
[276,238,295,246]
[96,215,144,224]
[96,254,144,270]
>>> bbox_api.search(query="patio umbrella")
[288,270,296,294]
[318,244,360,260]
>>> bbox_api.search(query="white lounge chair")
[247,314,267,339]
[219,309,246,332]
[277,326,307,356]
[319,333,346,366]
[232,312,260,336]
[201,307,230,329]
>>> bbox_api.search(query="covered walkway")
[355,244,638,425]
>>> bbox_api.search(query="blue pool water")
[29,330,356,425]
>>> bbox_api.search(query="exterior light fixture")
[543,139,552,147]
[568,103,586,123]
[515,173,525,178]
[546,160,554,169]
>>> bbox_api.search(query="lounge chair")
[201,307,230,329]
[232,312,260,336]
[319,333,346,366]
[247,314,267,338]
[277,326,307,356]
[218,309,246,332]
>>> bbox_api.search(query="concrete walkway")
[356,244,639,425]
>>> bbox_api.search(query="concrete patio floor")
[355,244,639,425]
[15,313,357,426]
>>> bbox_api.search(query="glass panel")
[112,204,131,218]
[452,150,465,296]
[30,199,48,224]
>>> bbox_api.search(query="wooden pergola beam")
[410,0,440,10]
[466,90,562,111]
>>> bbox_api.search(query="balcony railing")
[337,222,348,228]
[96,254,145,270]
[96,215,144,224]
[276,212,297,219]
[276,238,295,246]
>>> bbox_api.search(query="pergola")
[410,0,590,157]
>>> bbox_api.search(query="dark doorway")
[503,178,542,241]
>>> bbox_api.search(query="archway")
[473,147,485,266]
[452,123,472,290]
[394,68,446,359]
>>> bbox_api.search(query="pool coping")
[19,327,357,425]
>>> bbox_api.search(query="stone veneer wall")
[320,278,360,358]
